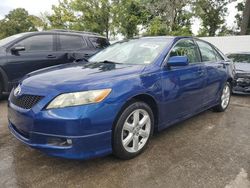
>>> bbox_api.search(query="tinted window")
[227,54,250,63]
[59,35,86,50]
[89,37,109,49]
[196,40,217,62]
[170,39,201,63]
[15,35,53,52]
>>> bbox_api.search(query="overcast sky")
[0,0,243,35]
[0,0,58,18]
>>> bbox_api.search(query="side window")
[89,37,109,49]
[169,39,201,64]
[59,35,87,51]
[213,47,224,61]
[14,35,53,52]
[196,40,217,62]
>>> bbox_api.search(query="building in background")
[201,35,250,54]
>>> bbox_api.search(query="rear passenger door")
[55,34,92,63]
[195,40,227,106]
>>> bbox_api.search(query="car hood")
[21,62,145,94]
[235,62,250,74]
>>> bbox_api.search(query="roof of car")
[49,29,105,37]
[141,36,175,39]
[20,30,106,38]
[140,36,196,40]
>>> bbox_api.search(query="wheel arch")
[226,77,234,92]
[0,67,8,92]
[112,93,159,133]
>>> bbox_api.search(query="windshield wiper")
[98,60,122,64]
[74,57,89,63]
[67,52,89,63]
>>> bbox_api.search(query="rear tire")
[213,82,231,112]
[112,101,154,160]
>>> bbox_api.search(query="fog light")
[47,138,72,147]
[66,139,72,145]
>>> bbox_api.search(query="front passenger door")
[6,34,57,83]
[161,39,206,124]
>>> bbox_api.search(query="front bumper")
[9,122,112,159]
[8,98,120,159]
[233,74,250,94]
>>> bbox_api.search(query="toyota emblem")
[14,85,21,97]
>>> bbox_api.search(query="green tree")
[144,0,193,36]
[0,8,38,39]
[47,0,77,30]
[47,0,112,38]
[112,0,148,38]
[71,0,111,38]
[235,1,245,32]
[145,17,168,36]
[194,0,232,36]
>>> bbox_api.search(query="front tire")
[213,82,231,112]
[0,80,3,100]
[112,101,154,160]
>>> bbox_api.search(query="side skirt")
[157,101,220,132]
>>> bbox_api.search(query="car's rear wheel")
[213,82,231,112]
[112,101,154,159]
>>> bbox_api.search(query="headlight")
[237,78,245,82]
[237,78,250,83]
[46,89,112,109]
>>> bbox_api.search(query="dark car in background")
[0,29,110,98]
[227,52,250,94]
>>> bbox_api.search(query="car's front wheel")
[213,82,231,112]
[0,80,3,100]
[113,101,154,159]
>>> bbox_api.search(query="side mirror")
[11,46,25,53]
[167,56,189,67]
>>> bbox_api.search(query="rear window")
[59,35,87,51]
[89,37,109,49]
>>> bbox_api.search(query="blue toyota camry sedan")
[8,37,233,160]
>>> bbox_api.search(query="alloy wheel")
[221,84,230,109]
[121,109,151,153]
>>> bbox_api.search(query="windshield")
[227,54,250,63]
[89,38,171,65]
[0,33,27,47]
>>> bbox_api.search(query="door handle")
[197,70,205,76]
[217,65,223,68]
[47,54,57,59]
